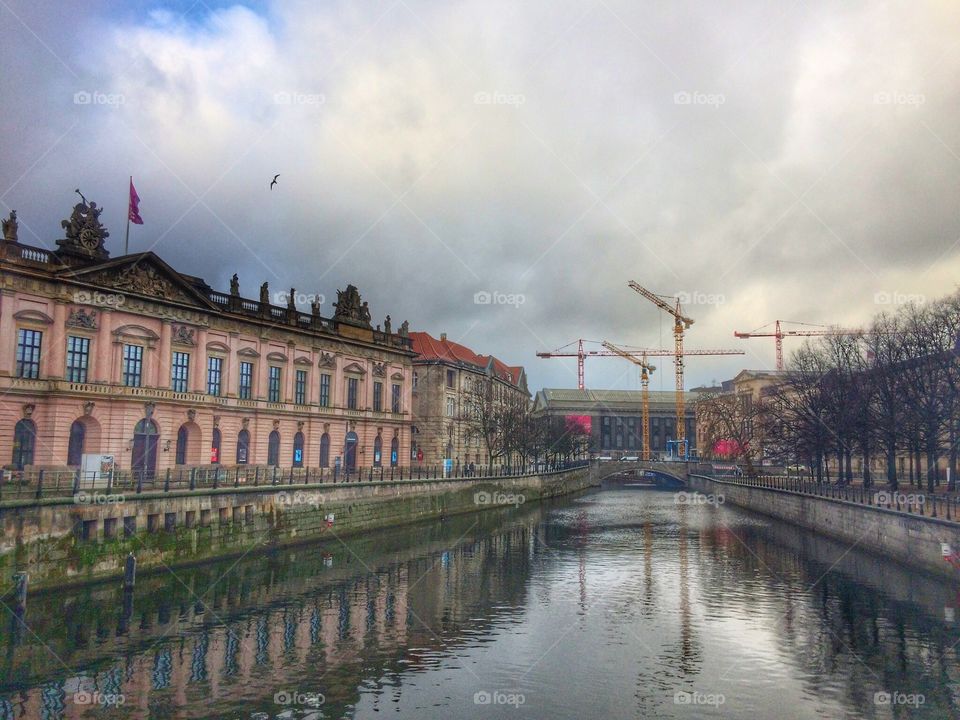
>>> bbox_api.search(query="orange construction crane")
[602,342,656,460]
[536,339,745,390]
[733,320,865,371]
[628,282,694,454]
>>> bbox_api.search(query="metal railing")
[0,460,589,503]
[702,473,960,524]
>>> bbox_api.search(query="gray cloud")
[1,0,958,392]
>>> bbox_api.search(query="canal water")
[2,486,959,719]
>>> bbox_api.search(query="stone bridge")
[591,460,693,488]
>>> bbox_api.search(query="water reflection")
[0,489,958,719]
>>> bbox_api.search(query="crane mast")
[602,342,656,460]
[628,282,694,454]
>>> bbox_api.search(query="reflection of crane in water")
[576,510,589,613]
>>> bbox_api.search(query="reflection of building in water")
[0,522,536,719]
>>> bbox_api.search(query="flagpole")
[124,176,131,255]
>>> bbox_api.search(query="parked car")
[597,456,614,462]
[786,464,808,475]
[620,455,640,462]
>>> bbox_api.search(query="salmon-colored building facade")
[0,201,415,477]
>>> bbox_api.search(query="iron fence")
[0,460,589,503]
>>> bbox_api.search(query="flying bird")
[270,174,280,190]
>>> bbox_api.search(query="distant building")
[693,370,784,462]
[410,332,528,466]
[530,388,697,458]
[0,201,415,476]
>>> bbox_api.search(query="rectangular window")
[392,383,401,414]
[268,366,282,402]
[207,356,223,396]
[65,335,90,383]
[347,377,359,409]
[15,329,42,379]
[373,381,383,412]
[446,369,455,388]
[446,396,455,417]
[122,344,143,387]
[171,352,190,392]
[413,371,418,390]
[319,373,331,407]
[239,361,253,399]
[295,369,307,405]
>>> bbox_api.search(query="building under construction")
[531,388,697,459]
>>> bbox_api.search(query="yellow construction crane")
[627,281,694,457]
[601,341,656,460]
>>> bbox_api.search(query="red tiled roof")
[410,332,524,387]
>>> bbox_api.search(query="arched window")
[237,429,250,464]
[175,425,189,465]
[131,419,159,477]
[319,433,330,468]
[12,419,37,470]
[390,436,399,467]
[67,420,85,466]
[268,430,281,466]
[344,431,358,471]
[211,428,222,464]
[293,431,305,468]
[373,435,383,467]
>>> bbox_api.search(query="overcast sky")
[1,0,958,393]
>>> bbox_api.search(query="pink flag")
[128,178,144,225]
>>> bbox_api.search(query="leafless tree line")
[711,291,960,490]
[460,383,590,468]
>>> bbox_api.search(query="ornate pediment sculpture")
[318,352,337,368]
[372,362,387,377]
[66,308,97,329]
[333,284,372,328]
[57,193,110,261]
[2,210,17,242]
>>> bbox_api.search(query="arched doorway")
[175,425,189,465]
[236,429,250,464]
[268,430,281,466]
[390,436,399,467]
[293,431,305,467]
[67,420,85,466]
[131,418,159,478]
[319,433,330,468]
[211,428,222,464]
[344,431,358,471]
[12,419,36,470]
[373,435,382,467]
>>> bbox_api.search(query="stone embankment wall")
[0,467,593,589]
